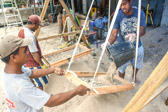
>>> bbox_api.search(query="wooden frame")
[43,44,92,67]
[64,72,134,95]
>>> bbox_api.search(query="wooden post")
[59,0,90,48]
[123,52,168,112]
[35,0,50,38]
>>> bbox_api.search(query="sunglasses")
[27,21,40,25]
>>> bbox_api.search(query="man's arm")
[139,26,146,37]
[109,29,118,44]
[29,67,64,78]
[45,85,89,107]
[31,52,44,66]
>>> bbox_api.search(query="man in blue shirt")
[105,0,146,82]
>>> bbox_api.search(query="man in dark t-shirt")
[103,0,146,82]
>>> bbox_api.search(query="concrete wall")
[161,0,168,26]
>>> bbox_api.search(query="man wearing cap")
[18,15,48,90]
[0,35,89,112]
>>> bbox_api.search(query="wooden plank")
[74,72,106,77]
[78,44,90,51]
[51,49,92,66]
[65,72,89,88]
[38,31,81,41]
[65,72,133,95]
[82,35,90,49]
[43,44,88,58]
[143,81,168,108]
[123,52,168,112]
[59,0,78,29]
[35,0,50,38]
[71,72,132,85]
[59,0,90,48]
[114,75,131,85]
[43,45,76,58]
[90,84,134,95]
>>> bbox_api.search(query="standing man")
[18,15,48,90]
[103,0,146,82]
[0,35,89,112]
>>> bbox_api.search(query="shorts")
[24,66,49,87]
[118,45,144,74]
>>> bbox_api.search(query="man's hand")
[75,85,90,96]
[54,67,64,76]
[125,33,136,43]
[101,42,110,49]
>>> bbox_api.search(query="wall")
[161,0,168,26]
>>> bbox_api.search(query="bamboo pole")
[123,52,168,112]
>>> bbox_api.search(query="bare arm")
[31,52,44,66]
[30,67,64,78]
[45,85,89,107]
[108,29,118,44]
[139,26,146,37]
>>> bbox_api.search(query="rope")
[67,70,78,77]
[133,0,141,83]
[66,0,95,74]
[90,0,122,88]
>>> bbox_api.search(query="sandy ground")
[0,23,168,112]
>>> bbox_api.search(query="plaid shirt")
[18,29,42,67]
